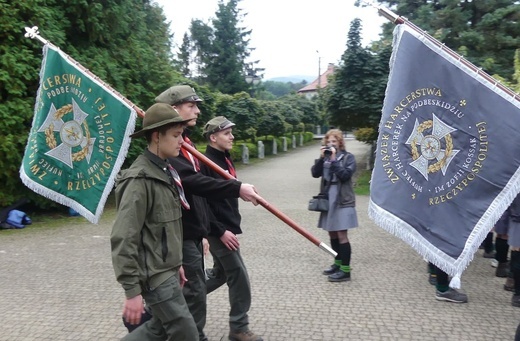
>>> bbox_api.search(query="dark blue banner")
[369,25,520,284]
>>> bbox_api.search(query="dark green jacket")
[111,150,183,298]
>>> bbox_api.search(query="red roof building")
[297,63,335,99]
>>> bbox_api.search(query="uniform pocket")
[161,227,168,262]
[151,208,180,223]
[147,208,182,266]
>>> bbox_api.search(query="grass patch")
[354,169,372,196]
[0,194,118,234]
[0,211,75,234]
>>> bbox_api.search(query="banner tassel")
[449,274,461,289]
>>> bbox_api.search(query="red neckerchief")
[167,164,190,210]
[225,157,237,178]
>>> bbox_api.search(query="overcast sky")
[154,0,388,80]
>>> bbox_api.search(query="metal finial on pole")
[24,26,49,45]
[24,27,146,117]
[376,6,405,24]
[358,0,405,24]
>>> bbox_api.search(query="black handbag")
[308,193,329,212]
[308,179,331,212]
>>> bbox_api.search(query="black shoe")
[322,264,340,275]
[435,288,468,303]
[328,270,351,282]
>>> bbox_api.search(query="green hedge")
[195,132,316,163]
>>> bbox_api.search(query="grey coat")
[311,151,356,207]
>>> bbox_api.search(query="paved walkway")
[1,139,519,340]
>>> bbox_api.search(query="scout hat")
[155,85,203,105]
[130,103,190,138]
[203,116,236,136]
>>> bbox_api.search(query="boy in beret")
[200,116,263,341]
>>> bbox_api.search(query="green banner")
[20,44,136,223]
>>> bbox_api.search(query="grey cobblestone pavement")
[1,139,519,340]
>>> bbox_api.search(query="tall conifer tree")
[326,18,387,132]
[205,0,251,94]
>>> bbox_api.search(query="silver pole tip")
[319,242,337,257]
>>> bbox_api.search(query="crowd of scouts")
[109,84,520,340]
[110,85,263,341]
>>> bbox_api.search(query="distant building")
[297,63,335,99]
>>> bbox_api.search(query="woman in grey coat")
[311,129,358,282]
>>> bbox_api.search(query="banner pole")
[181,143,337,258]
[24,26,337,257]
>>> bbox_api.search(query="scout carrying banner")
[369,24,520,285]
[20,44,136,224]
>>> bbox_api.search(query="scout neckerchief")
[167,164,190,210]
[225,156,237,178]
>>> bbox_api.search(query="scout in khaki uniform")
[111,103,197,341]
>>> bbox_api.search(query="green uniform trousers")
[123,274,198,341]
[182,239,208,341]
[206,235,251,333]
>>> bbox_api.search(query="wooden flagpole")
[25,26,337,258]
[180,142,337,257]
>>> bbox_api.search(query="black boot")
[496,237,510,277]
[328,242,351,282]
